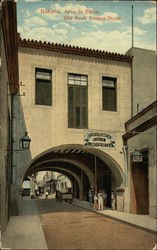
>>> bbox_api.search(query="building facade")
[123,47,156,219]
[1,2,156,231]
[0,1,19,235]
[123,101,157,218]
[11,36,132,214]
[126,47,156,116]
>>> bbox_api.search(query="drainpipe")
[10,94,14,184]
[123,146,128,186]
[131,57,134,117]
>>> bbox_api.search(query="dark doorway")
[103,174,111,208]
[83,173,90,201]
[131,150,149,214]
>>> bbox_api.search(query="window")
[102,76,117,111]
[35,68,52,106]
[68,74,88,128]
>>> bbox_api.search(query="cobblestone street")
[35,198,156,250]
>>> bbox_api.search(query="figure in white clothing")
[98,190,104,211]
[94,192,98,210]
[111,191,116,210]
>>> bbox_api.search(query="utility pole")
[132,5,134,47]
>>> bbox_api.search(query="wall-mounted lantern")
[131,149,143,162]
[20,131,31,150]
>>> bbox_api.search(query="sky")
[16,0,156,54]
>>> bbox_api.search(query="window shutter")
[68,74,88,128]
[82,106,87,128]
[35,68,52,106]
[76,106,80,127]
[102,77,116,111]
[81,87,87,128]
[81,87,87,105]
[68,86,74,128]
[75,87,81,127]
[75,87,81,105]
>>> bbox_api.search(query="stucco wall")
[126,47,156,116]
[16,47,131,194]
[127,126,157,218]
[0,25,11,234]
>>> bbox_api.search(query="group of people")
[89,189,116,211]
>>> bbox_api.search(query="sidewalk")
[73,199,157,233]
[2,198,47,250]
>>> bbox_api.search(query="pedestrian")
[111,191,116,210]
[102,190,107,208]
[45,190,48,199]
[30,191,34,199]
[89,189,93,208]
[59,192,62,203]
[94,191,98,210]
[56,190,58,201]
[98,190,104,211]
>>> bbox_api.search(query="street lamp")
[20,131,31,150]
[8,131,31,152]
[131,149,143,162]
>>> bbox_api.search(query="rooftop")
[18,36,132,64]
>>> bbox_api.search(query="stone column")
[116,187,125,212]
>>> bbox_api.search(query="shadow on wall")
[11,93,32,215]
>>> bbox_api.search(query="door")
[131,150,149,214]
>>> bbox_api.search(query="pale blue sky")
[16,0,156,53]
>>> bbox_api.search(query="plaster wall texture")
[127,125,157,218]
[16,47,131,189]
[0,25,11,234]
[126,47,156,116]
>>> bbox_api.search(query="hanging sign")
[84,131,115,149]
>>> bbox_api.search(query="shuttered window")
[102,76,117,111]
[68,74,88,128]
[35,68,52,106]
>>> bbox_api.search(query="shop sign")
[84,131,115,149]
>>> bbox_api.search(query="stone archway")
[20,144,124,189]
[17,144,125,214]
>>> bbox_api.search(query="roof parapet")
[18,37,132,64]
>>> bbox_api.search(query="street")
[35,198,156,250]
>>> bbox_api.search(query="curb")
[33,201,48,250]
[72,202,157,234]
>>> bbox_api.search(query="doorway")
[131,150,149,214]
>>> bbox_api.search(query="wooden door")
[131,151,149,214]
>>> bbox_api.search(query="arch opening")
[20,144,125,207]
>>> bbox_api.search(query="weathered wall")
[126,47,156,116]
[0,23,11,235]
[125,104,157,218]
[16,47,131,190]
